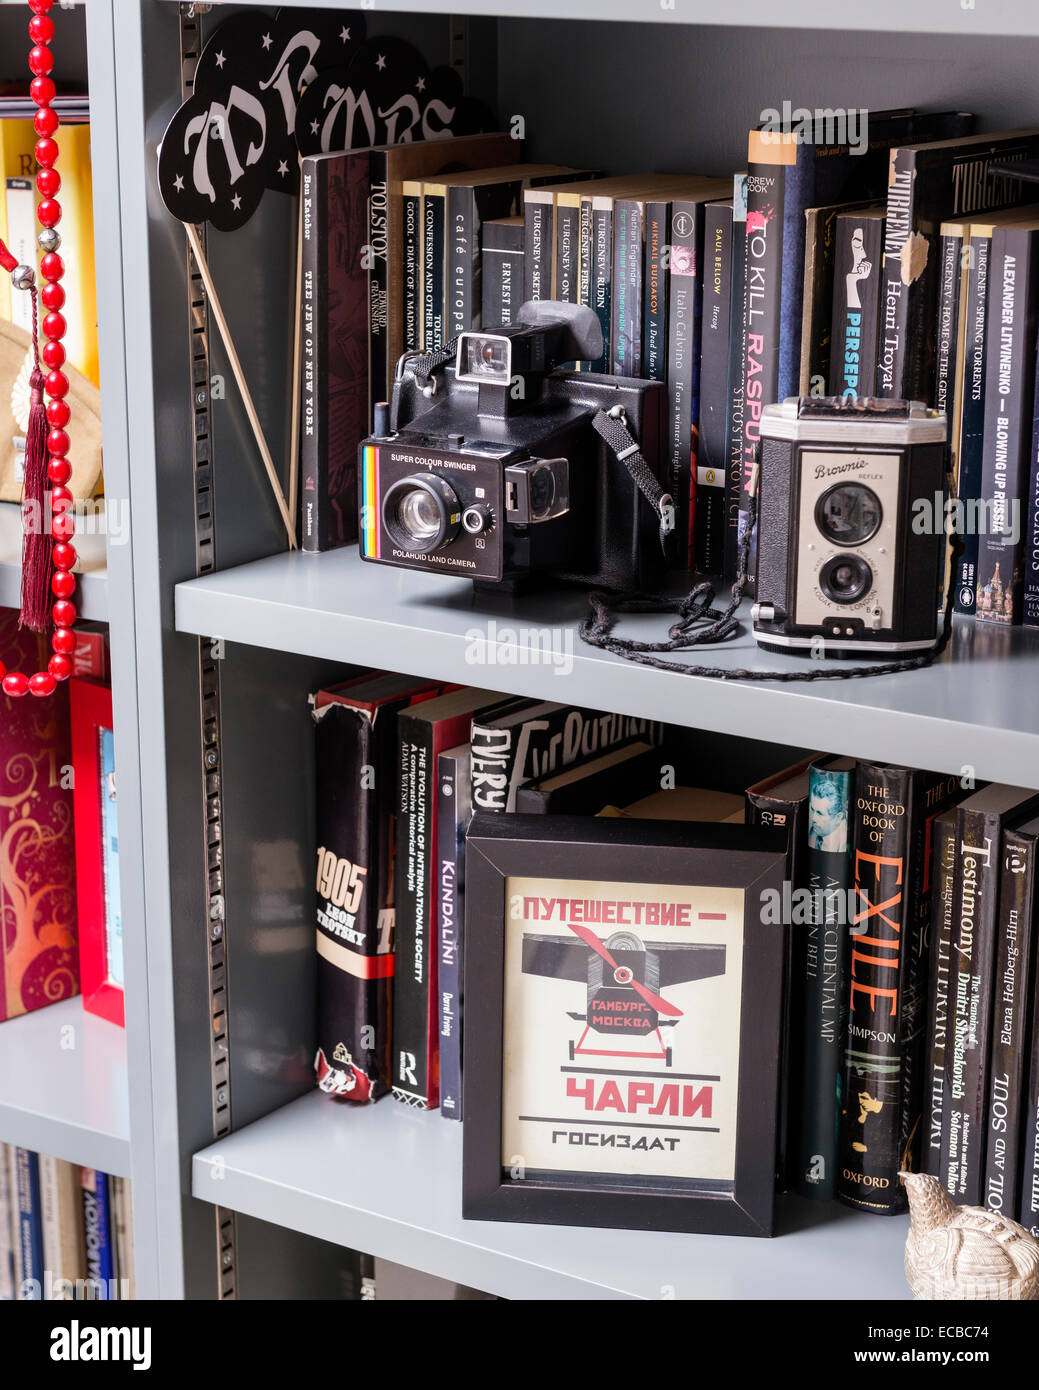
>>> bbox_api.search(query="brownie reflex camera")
[752,396,948,658]
[358,301,670,591]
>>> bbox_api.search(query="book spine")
[976,225,1039,625]
[667,201,700,570]
[523,191,553,304]
[438,751,470,1121]
[799,208,838,395]
[4,178,34,337]
[923,813,957,1176]
[81,1169,114,1297]
[837,764,914,1213]
[611,200,642,377]
[830,215,883,399]
[555,198,580,303]
[696,201,731,575]
[935,229,964,425]
[39,1153,63,1299]
[483,226,524,329]
[392,714,435,1106]
[954,231,991,615]
[368,153,389,422]
[0,1145,12,1300]
[723,174,748,581]
[402,184,423,352]
[643,201,670,383]
[13,1148,42,1298]
[299,159,322,554]
[1020,915,1039,1235]
[447,187,475,342]
[1023,343,1039,625]
[875,146,918,400]
[590,201,613,374]
[795,764,853,1199]
[422,189,446,352]
[984,826,1038,1215]
[941,807,1006,1205]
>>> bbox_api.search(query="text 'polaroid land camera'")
[358,301,670,591]
[752,397,948,658]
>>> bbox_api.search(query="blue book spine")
[82,1169,114,1297]
[437,746,471,1121]
[14,1148,43,1299]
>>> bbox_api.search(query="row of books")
[755,756,1039,1229]
[303,112,1039,624]
[0,1145,133,1300]
[311,674,668,1112]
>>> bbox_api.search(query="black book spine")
[875,146,918,400]
[723,176,748,581]
[422,188,446,352]
[643,201,670,384]
[696,201,731,575]
[402,185,422,352]
[482,221,524,329]
[392,713,434,1106]
[830,213,883,399]
[299,158,322,553]
[437,748,470,1121]
[555,198,580,302]
[368,153,389,421]
[984,825,1039,1215]
[447,186,475,342]
[1023,349,1039,626]
[942,806,1009,1204]
[590,200,613,374]
[1020,925,1039,1237]
[523,191,553,304]
[923,812,957,1176]
[955,231,991,615]
[935,228,964,426]
[837,764,915,1214]
[976,224,1039,625]
[612,199,642,377]
[667,199,703,571]
[795,762,853,1199]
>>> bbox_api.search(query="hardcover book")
[923,810,957,1177]
[481,215,524,328]
[394,687,501,1108]
[697,200,732,574]
[984,813,1039,1216]
[515,741,661,816]
[941,785,1039,1206]
[311,673,446,1102]
[829,207,884,399]
[723,173,748,581]
[470,699,664,815]
[437,744,471,1121]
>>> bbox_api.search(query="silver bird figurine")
[902,1171,1039,1300]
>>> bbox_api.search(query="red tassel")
[19,366,52,633]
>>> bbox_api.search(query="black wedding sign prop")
[462,815,786,1238]
[158,7,495,231]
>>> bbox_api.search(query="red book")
[0,612,77,1021]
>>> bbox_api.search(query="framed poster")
[70,678,123,1028]
[462,814,786,1236]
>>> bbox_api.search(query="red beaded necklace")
[0,0,74,698]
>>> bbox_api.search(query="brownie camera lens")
[815,482,882,546]
[819,553,873,605]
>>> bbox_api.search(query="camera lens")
[382,474,461,554]
[819,553,873,605]
[816,482,882,546]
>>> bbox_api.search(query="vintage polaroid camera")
[358,301,669,592]
[752,396,948,658]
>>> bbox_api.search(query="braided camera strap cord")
[582,410,961,683]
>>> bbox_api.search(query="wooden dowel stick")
[185,221,298,551]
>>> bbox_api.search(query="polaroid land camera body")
[752,396,948,659]
[358,301,669,593]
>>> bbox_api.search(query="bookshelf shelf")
[175,546,1039,790]
[192,1089,911,1301]
[0,996,130,1178]
[0,502,107,622]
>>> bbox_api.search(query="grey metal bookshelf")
[2,0,1036,1300]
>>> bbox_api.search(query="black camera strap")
[582,426,961,683]
[589,407,679,565]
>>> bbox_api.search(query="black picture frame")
[462,813,787,1237]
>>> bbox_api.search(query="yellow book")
[56,123,99,387]
[0,119,37,324]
